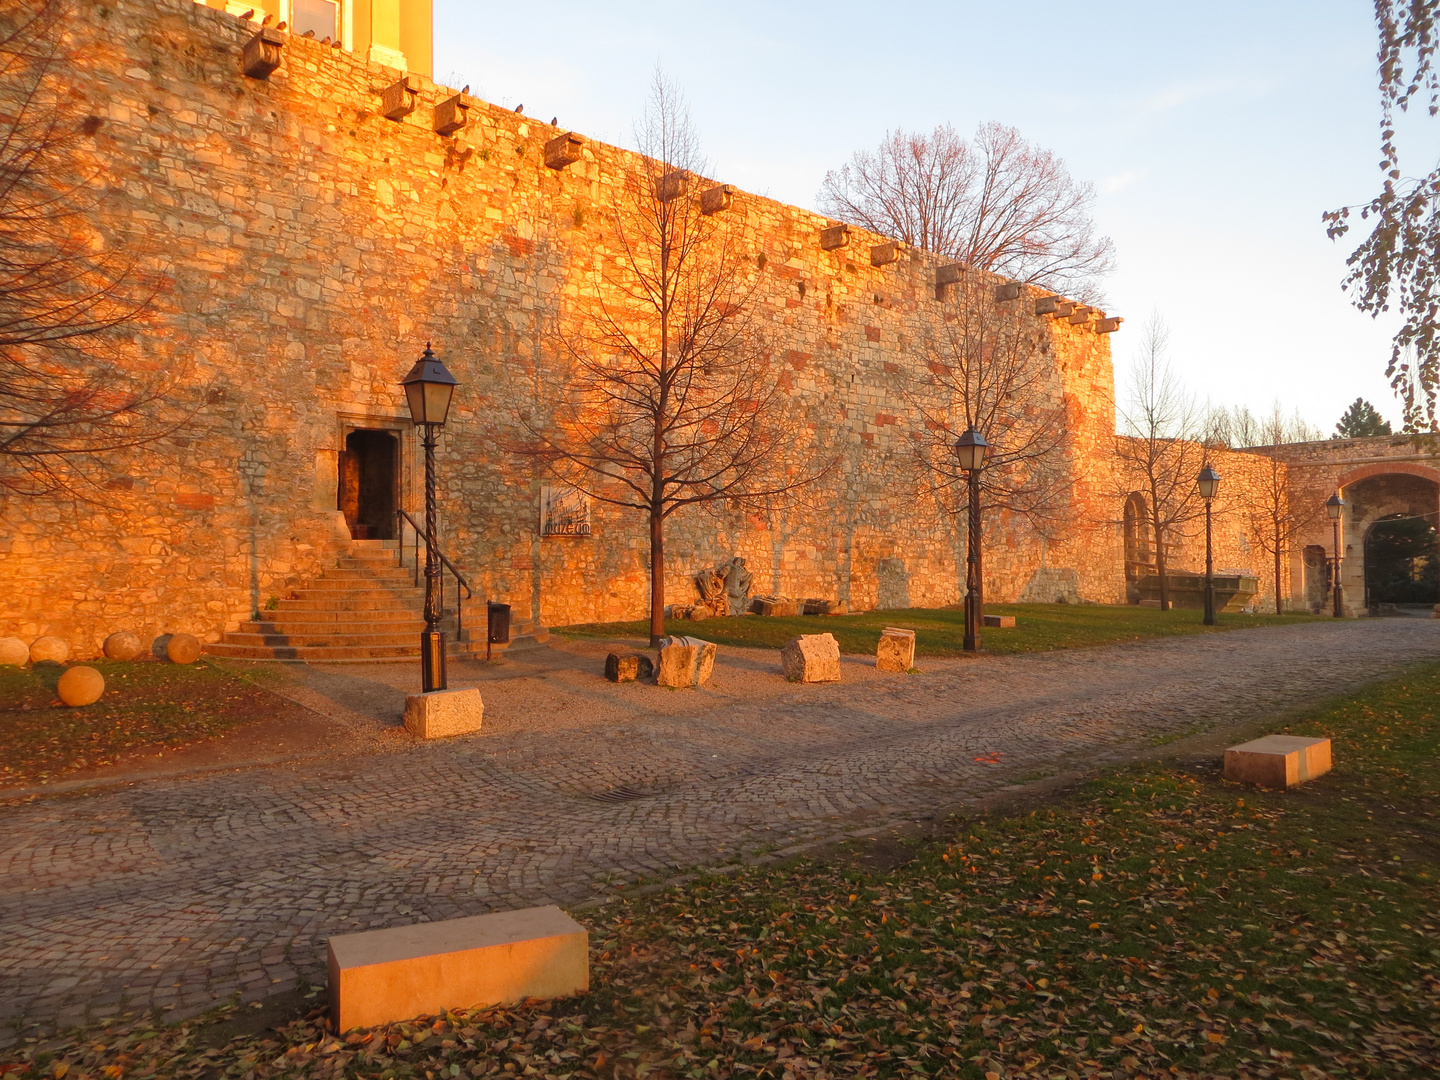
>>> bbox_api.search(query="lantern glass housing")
[400,343,458,426]
[1196,465,1221,500]
[954,427,989,472]
[1326,493,1344,520]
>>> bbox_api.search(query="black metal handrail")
[396,509,473,642]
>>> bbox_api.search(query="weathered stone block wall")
[0,0,1281,655]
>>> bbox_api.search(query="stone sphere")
[0,637,27,667]
[29,636,70,664]
[57,665,105,707]
[103,631,144,661]
[165,633,202,665]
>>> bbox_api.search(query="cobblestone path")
[3,620,1436,1039]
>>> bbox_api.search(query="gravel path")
[2,618,1435,1040]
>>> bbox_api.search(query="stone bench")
[328,904,588,1032]
[1223,735,1332,789]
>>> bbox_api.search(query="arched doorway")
[1364,514,1439,607]
[1123,492,1154,603]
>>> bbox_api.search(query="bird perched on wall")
[320,36,330,45]
[462,85,470,94]
[260,12,272,24]
[276,20,287,30]
[302,29,315,37]
[514,104,523,113]
[550,116,557,126]
[239,8,254,19]
[331,37,342,47]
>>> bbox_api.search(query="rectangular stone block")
[1224,735,1332,789]
[875,627,915,673]
[241,28,283,79]
[983,614,1016,628]
[751,595,801,617]
[782,633,840,683]
[819,224,850,250]
[404,687,483,739]
[328,905,588,1032]
[803,598,845,615]
[657,635,715,687]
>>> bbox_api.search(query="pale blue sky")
[435,1,1420,434]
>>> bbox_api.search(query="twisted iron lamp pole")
[1327,493,1345,618]
[400,343,459,693]
[955,428,989,653]
[1197,466,1220,626]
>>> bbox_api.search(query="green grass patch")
[557,602,1328,657]
[0,660,289,785]
[15,662,1438,1077]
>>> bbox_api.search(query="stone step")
[301,579,423,594]
[204,642,421,661]
[239,618,424,635]
[335,557,412,571]
[221,630,421,648]
[278,596,421,612]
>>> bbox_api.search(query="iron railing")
[396,509,473,643]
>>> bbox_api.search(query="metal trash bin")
[486,601,511,659]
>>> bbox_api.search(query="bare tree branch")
[818,123,1115,304]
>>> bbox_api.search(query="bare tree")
[1323,1,1440,429]
[1112,316,1208,611]
[909,273,1071,579]
[516,73,824,645]
[818,123,1115,302]
[1244,404,1324,614]
[0,0,184,501]
[1203,402,1321,448]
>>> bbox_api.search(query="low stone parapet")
[328,904,588,1032]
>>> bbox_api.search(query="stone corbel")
[994,282,1023,302]
[700,184,735,214]
[935,263,964,288]
[1096,316,1124,334]
[870,242,901,267]
[242,27,284,79]
[433,93,473,136]
[544,132,585,170]
[1067,305,1093,325]
[1034,295,1058,315]
[820,224,850,251]
[382,75,421,121]
[657,170,690,202]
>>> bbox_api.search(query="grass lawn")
[0,659,305,786]
[12,661,1437,1077]
[557,603,1328,658]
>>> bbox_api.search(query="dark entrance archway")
[338,429,398,540]
[1364,514,1439,606]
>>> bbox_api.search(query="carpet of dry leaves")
[6,663,1438,1080]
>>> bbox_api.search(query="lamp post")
[1326,493,1345,618]
[1196,465,1221,626]
[955,427,989,653]
[400,342,458,693]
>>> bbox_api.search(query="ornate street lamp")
[401,342,459,693]
[1326,493,1345,618]
[1197,466,1221,626]
[955,427,989,653]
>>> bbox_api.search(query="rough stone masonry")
[0,0,1283,655]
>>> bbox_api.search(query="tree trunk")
[1274,540,1284,615]
[649,506,665,647]
[1154,519,1170,611]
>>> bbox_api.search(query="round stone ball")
[29,636,70,664]
[57,665,105,707]
[165,633,202,665]
[103,631,144,661]
[0,636,28,667]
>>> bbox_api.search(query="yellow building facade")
[197,0,432,76]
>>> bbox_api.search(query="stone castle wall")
[0,0,1278,655]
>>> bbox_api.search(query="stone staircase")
[205,539,549,662]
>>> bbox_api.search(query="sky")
[433,0,1431,435]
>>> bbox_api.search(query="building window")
[293,0,338,39]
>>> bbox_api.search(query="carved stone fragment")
[700,184,735,214]
[870,242,900,267]
[242,27,284,80]
[820,224,850,251]
[433,93,471,136]
[875,627,915,673]
[605,652,653,682]
[381,75,421,121]
[544,131,584,170]
[994,282,1023,302]
[781,633,841,683]
[656,635,716,687]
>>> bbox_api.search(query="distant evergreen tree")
[1334,398,1393,438]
